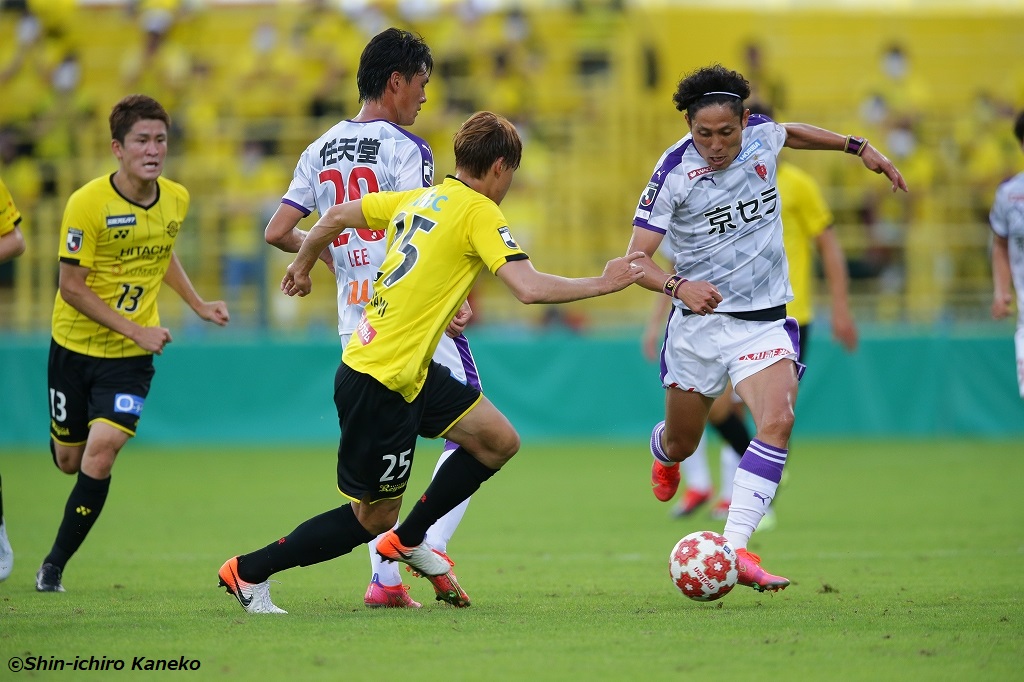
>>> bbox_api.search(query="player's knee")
[663,434,699,462]
[480,427,520,468]
[759,411,795,442]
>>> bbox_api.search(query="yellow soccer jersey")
[52,174,190,358]
[345,176,528,401]
[0,178,22,236]
[778,162,834,325]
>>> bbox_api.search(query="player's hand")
[861,145,909,193]
[991,291,1012,320]
[196,300,230,326]
[832,310,858,352]
[318,246,336,274]
[446,300,473,338]
[602,251,646,293]
[282,263,312,297]
[676,280,722,316]
[133,325,173,354]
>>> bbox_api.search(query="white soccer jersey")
[282,119,434,337]
[633,117,793,313]
[989,170,1024,325]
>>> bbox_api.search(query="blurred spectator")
[860,43,931,130]
[119,7,191,113]
[219,137,288,326]
[741,41,787,115]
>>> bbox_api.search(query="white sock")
[369,522,403,586]
[680,431,711,492]
[723,440,787,550]
[718,444,740,502]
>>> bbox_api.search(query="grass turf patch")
[2,439,1021,680]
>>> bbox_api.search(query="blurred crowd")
[1,0,1022,332]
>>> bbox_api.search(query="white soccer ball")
[668,530,739,602]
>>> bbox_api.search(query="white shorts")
[660,309,804,398]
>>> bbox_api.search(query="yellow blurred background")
[1,0,1022,334]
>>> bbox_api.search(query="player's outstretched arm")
[282,200,368,297]
[626,227,722,315]
[495,252,645,304]
[782,123,908,193]
[164,252,230,326]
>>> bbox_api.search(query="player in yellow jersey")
[36,95,229,593]
[0,176,27,582]
[217,111,645,614]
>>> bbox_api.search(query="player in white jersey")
[262,28,475,609]
[627,64,907,593]
[989,110,1024,398]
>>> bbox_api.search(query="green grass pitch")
[1,439,1021,680]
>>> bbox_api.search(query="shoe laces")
[653,462,678,484]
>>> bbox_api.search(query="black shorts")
[48,339,155,445]
[334,360,481,502]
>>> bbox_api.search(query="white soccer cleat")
[218,557,287,614]
[375,530,451,577]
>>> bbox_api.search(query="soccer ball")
[668,530,738,602]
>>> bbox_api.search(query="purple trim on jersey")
[738,438,787,483]
[453,334,482,391]
[784,317,806,380]
[282,197,311,217]
[632,139,693,230]
[746,113,774,127]
[636,222,667,235]
[367,119,435,187]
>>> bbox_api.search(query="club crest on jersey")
[754,161,768,181]
[736,139,763,164]
[66,227,83,253]
[640,183,658,207]
[687,166,714,180]
[498,226,518,249]
[166,220,180,237]
[106,214,137,228]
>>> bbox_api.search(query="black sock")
[396,447,496,547]
[237,504,372,584]
[44,471,111,569]
[713,412,752,455]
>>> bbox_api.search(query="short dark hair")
[672,64,751,120]
[1015,110,1024,146]
[453,111,522,179]
[109,94,170,142]
[357,28,433,103]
